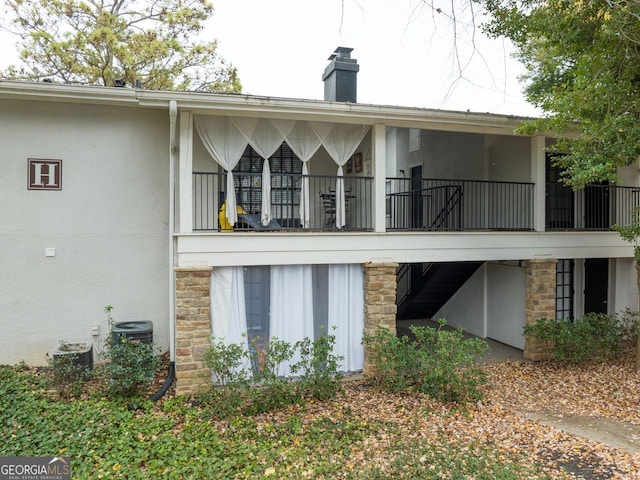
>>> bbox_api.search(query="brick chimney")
[322,47,359,102]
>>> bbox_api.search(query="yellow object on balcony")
[218,201,247,232]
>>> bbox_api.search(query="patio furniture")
[238,213,282,231]
[320,190,354,229]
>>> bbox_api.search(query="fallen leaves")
[234,353,640,478]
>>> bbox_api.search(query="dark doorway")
[545,154,574,229]
[584,258,609,314]
[411,165,423,229]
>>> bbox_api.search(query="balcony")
[193,172,374,232]
[386,178,535,231]
[546,184,640,231]
[193,173,544,233]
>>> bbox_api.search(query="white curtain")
[232,118,285,226]
[276,121,322,228]
[311,123,370,228]
[328,264,364,372]
[211,267,248,346]
[210,267,251,379]
[194,116,248,226]
[269,265,315,377]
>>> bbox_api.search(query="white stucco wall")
[486,263,526,349]
[485,135,531,182]
[0,98,170,365]
[434,262,526,350]
[613,257,639,315]
[434,264,486,338]
[422,130,485,179]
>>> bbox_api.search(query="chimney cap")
[328,46,354,61]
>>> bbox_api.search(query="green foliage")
[480,0,640,188]
[292,330,345,401]
[1,0,241,92]
[99,305,160,397]
[0,363,567,479]
[45,342,91,399]
[363,320,489,404]
[201,333,344,418]
[524,313,639,363]
[614,206,640,263]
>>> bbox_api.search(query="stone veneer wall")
[362,262,398,375]
[524,259,557,361]
[174,267,213,396]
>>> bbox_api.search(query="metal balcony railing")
[386,178,534,231]
[546,183,640,231]
[192,174,637,233]
[193,172,373,232]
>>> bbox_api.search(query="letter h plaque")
[28,158,62,190]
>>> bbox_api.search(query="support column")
[531,135,546,232]
[174,266,212,396]
[178,111,194,233]
[524,259,557,361]
[362,261,398,374]
[372,123,387,233]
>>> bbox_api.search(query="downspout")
[168,100,177,365]
[150,100,178,401]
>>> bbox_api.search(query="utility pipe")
[168,100,177,365]
[148,99,178,402]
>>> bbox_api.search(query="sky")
[0,0,540,118]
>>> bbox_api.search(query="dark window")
[233,143,302,224]
[555,259,574,320]
[243,266,270,340]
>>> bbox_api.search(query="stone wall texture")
[362,262,398,375]
[524,259,557,361]
[174,267,213,396]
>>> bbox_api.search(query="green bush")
[524,312,639,363]
[201,333,344,418]
[99,305,160,397]
[45,342,91,398]
[292,330,344,401]
[363,320,489,404]
[244,337,300,414]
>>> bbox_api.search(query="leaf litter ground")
[240,351,640,479]
[22,351,640,478]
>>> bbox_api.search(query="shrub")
[99,305,160,397]
[201,333,344,418]
[244,337,300,414]
[363,320,489,404]
[45,342,91,398]
[524,312,639,363]
[292,330,344,401]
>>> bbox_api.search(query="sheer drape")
[210,267,250,380]
[194,116,369,229]
[269,265,314,377]
[328,264,364,372]
[311,123,370,228]
[194,116,248,226]
[231,118,285,226]
[211,264,364,378]
[276,121,322,228]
